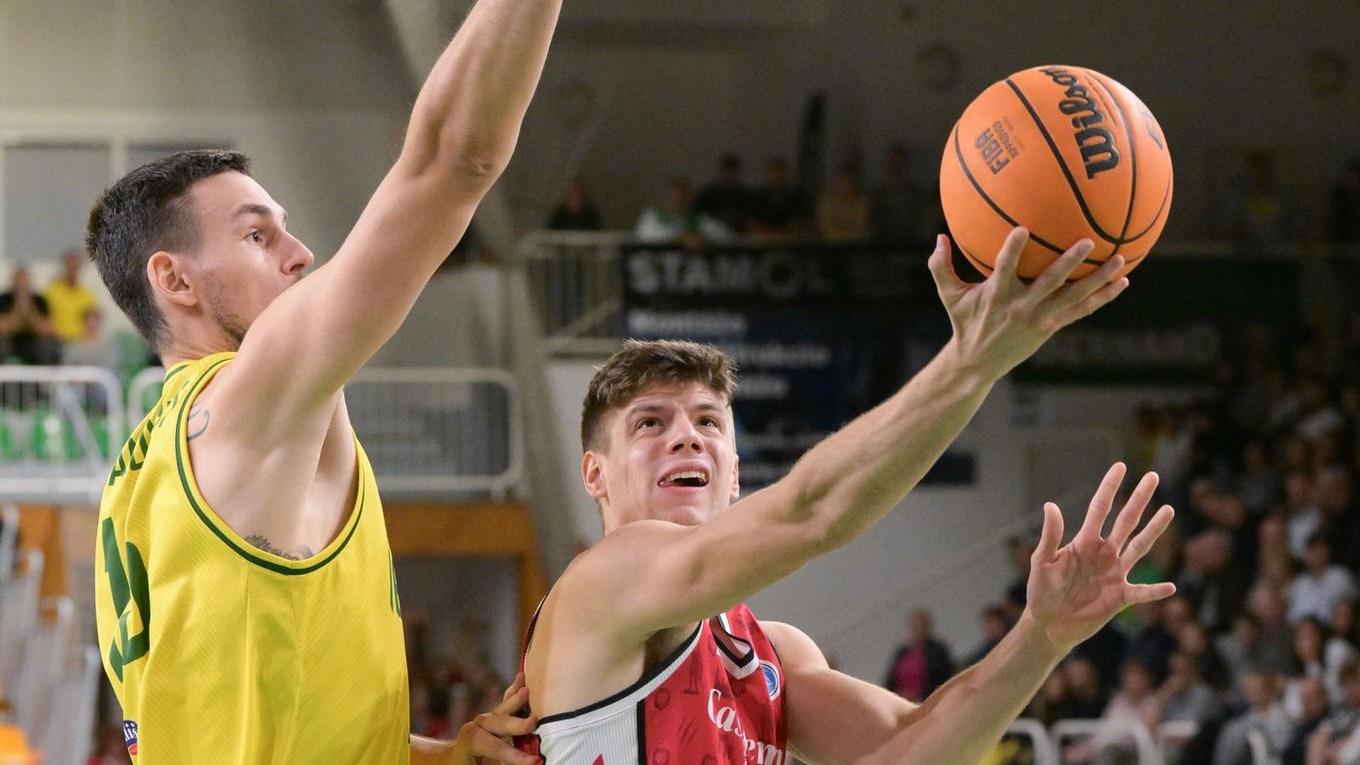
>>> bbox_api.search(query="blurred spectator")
[634,176,733,247]
[63,309,118,371]
[1216,613,1263,695]
[695,153,756,235]
[1229,149,1296,255]
[62,308,119,413]
[1123,599,1176,684]
[882,608,954,703]
[0,265,61,365]
[1305,660,1360,765]
[1283,469,1322,560]
[1176,620,1232,693]
[1335,600,1360,648]
[1176,528,1249,633]
[964,604,1011,666]
[870,142,927,243]
[748,157,810,241]
[1287,534,1357,626]
[816,164,872,243]
[1056,656,1109,765]
[1237,437,1283,516]
[1296,374,1346,446]
[1213,669,1292,765]
[1001,531,1039,622]
[1025,666,1072,727]
[1062,655,1111,720]
[1328,157,1360,245]
[1075,622,1130,695]
[1158,650,1227,764]
[1281,676,1330,765]
[45,248,100,343]
[1249,586,1301,676]
[547,179,603,231]
[1086,659,1163,765]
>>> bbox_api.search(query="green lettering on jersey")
[101,518,151,681]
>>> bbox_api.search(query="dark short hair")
[86,149,251,351]
[580,339,738,452]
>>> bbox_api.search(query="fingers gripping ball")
[939,65,1173,280]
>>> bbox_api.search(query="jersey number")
[101,518,151,681]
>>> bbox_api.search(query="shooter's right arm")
[575,230,1131,633]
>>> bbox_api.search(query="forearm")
[410,735,454,764]
[868,612,1065,765]
[783,337,995,547]
[406,0,562,178]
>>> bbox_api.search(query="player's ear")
[148,251,197,308]
[582,450,607,499]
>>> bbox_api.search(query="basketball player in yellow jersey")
[86,1,559,762]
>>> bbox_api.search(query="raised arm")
[776,464,1176,765]
[229,0,562,418]
[573,229,1132,632]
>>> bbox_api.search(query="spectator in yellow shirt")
[44,248,100,343]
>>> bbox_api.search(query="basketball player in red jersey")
[518,228,1176,764]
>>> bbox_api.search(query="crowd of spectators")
[547,148,1360,257]
[547,144,942,248]
[0,249,132,381]
[882,309,1360,764]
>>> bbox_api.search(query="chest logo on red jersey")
[759,660,781,700]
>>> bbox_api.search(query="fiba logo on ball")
[940,64,1174,281]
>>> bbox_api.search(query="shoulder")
[760,620,830,672]
[557,520,688,591]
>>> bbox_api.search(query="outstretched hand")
[450,672,540,765]
[1025,462,1176,652]
[927,228,1129,379]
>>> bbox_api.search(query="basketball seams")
[1004,77,1124,245]
[949,119,1065,256]
[1083,71,1139,255]
[1084,71,1173,245]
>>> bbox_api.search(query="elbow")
[446,142,512,185]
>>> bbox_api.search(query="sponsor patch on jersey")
[760,659,781,700]
[123,719,139,756]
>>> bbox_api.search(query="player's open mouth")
[659,470,709,488]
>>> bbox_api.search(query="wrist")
[937,338,1004,391]
[1013,609,1070,665]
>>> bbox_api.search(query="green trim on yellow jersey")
[170,357,366,576]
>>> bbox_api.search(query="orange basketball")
[939,64,1173,280]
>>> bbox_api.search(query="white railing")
[509,230,630,356]
[129,365,524,499]
[1052,717,1163,765]
[1008,717,1060,765]
[0,366,123,503]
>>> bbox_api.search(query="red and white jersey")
[518,604,788,765]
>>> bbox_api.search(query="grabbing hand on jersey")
[454,673,539,765]
[1025,462,1176,652]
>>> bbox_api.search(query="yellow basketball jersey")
[94,353,410,764]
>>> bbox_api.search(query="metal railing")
[128,365,524,499]
[0,366,123,503]
[509,230,630,356]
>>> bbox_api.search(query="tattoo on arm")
[187,405,210,441]
[245,535,314,561]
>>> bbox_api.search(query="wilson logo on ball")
[1040,66,1121,179]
